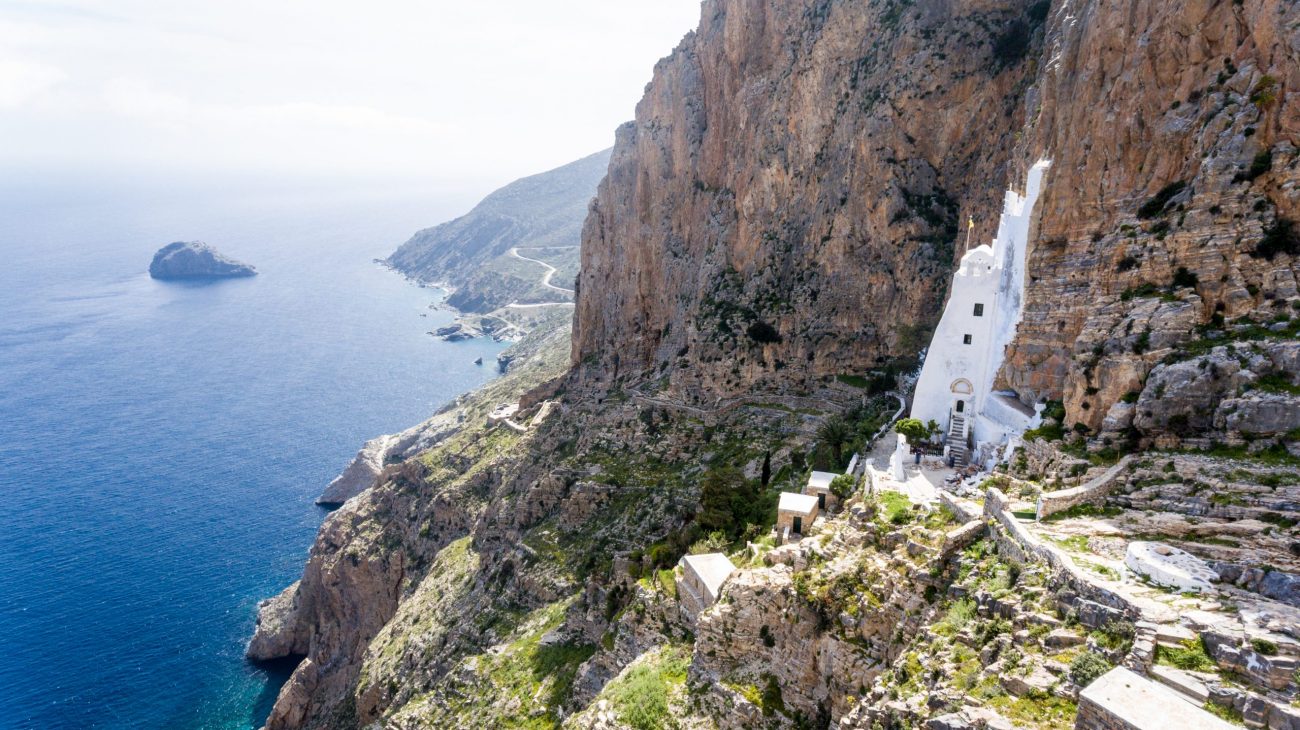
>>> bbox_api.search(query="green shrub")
[829,474,858,500]
[1070,651,1112,687]
[895,417,933,443]
[1158,638,1216,672]
[1250,638,1278,656]
[1242,150,1273,182]
[759,673,784,717]
[1254,218,1299,261]
[1137,181,1187,219]
[605,646,691,730]
[1172,267,1199,289]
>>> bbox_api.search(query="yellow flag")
[968,217,974,229]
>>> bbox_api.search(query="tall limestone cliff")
[253,0,1299,728]
[572,0,1299,440]
[572,0,1050,397]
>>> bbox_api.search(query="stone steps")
[1149,664,1210,706]
[947,414,969,466]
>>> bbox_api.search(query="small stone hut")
[676,552,736,622]
[777,492,819,543]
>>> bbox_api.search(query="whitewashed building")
[910,160,1051,467]
[804,470,839,511]
[776,492,819,543]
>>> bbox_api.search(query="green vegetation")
[835,373,870,388]
[1157,637,1216,672]
[1069,651,1112,687]
[932,598,976,636]
[1241,150,1273,182]
[984,691,1077,730]
[1252,373,1300,395]
[697,465,777,540]
[816,418,852,467]
[1023,421,1065,442]
[895,417,936,444]
[877,489,914,525]
[1250,75,1278,109]
[829,473,858,501]
[432,599,596,729]
[1090,620,1136,653]
[1254,218,1298,260]
[1205,701,1245,725]
[1250,638,1279,656]
[1137,181,1187,219]
[1042,503,1122,521]
[601,644,691,730]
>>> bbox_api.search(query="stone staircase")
[947,413,969,466]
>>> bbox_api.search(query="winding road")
[509,247,575,294]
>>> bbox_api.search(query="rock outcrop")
[148,241,256,279]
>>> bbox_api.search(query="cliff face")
[388,149,610,312]
[573,0,1048,397]
[1004,0,1300,433]
[573,0,1300,436]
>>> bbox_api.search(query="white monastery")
[909,160,1052,468]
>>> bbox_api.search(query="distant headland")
[149,241,257,280]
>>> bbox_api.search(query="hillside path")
[510,247,575,294]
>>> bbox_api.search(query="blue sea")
[0,175,507,729]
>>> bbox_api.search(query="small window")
[963,334,973,345]
[973,303,984,316]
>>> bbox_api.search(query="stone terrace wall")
[1035,455,1137,519]
[985,488,1139,628]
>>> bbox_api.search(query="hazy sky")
[0,1,701,189]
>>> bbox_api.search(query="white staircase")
[947,413,969,467]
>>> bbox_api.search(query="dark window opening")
[973,303,985,316]
[956,400,965,413]
[963,334,973,345]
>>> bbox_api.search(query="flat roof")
[779,491,819,515]
[1080,667,1237,730]
[806,470,837,491]
[679,553,736,597]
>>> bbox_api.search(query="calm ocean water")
[0,176,507,729]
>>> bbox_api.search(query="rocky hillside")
[388,149,611,313]
[250,0,1300,728]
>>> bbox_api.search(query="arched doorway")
[950,378,974,417]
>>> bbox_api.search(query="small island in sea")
[149,241,257,280]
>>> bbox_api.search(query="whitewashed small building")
[910,160,1051,467]
[676,552,737,622]
[804,470,840,511]
[777,491,820,543]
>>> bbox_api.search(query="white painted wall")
[910,160,1051,452]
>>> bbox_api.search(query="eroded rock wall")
[573,0,1046,398]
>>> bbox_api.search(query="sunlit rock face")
[573,0,1300,435]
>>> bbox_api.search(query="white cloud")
[0,0,703,186]
[0,59,65,108]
